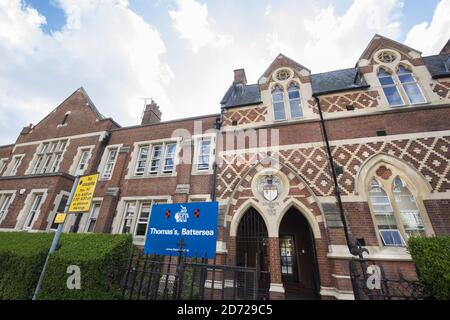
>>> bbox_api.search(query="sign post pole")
[32,173,99,300]
[32,175,80,300]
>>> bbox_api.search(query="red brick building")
[1,35,449,299]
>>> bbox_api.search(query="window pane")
[379,230,405,246]
[288,90,300,99]
[135,146,149,176]
[136,203,151,236]
[379,76,395,85]
[398,74,414,83]
[289,99,303,118]
[403,83,426,104]
[273,102,286,120]
[122,202,136,234]
[383,86,403,105]
[394,178,426,237]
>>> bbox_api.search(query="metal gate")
[115,249,268,300]
[236,207,270,298]
[349,258,430,300]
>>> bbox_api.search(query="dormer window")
[288,82,303,118]
[272,85,286,121]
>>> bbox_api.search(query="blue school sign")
[144,202,218,258]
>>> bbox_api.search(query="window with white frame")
[368,176,428,247]
[288,82,303,118]
[196,137,213,172]
[32,140,67,174]
[0,193,13,222]
[75,149,90,176]
[120,199,167,238]
[24,194,43,230]
[396,66,426,104]
[133,142,177,177]
[3,155,23,176]
[272,85,286,121]
[378,66,426,107]
[0,159,7,174]
[101,147,118,179]
[378,68,404,106]
[85,202,101,232]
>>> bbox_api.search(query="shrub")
[0,232,132,300]
[0,232,53,299]
[37,233,132,300]
[407,236,450,300]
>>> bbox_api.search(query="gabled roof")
[423,54,450,79]
[359,34,421,61]
[259,53,310,82]
[440,38,450,54]
[220,84,261,109]
[30,87,120,130]
[311,67,369,96]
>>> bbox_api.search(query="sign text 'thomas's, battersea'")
[144,202,218,258]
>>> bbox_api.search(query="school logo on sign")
[174,205,189,223]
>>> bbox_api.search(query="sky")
[0,0,449,145]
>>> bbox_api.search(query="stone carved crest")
[257,175,282,202]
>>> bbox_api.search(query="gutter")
[211,111,223,202]
[313,94,368,259]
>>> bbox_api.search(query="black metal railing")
[349,258,431,300]
[113,249,270,300]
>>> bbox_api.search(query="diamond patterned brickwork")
[307,90,380,114]
[221,158,322,219]
[430,81,450,99]
[222,106,268,126]
[217,135,450,199]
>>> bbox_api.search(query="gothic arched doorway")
[236,207,270,298]
[279,207,320,300]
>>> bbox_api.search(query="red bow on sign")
[165,210,171,218]
[194,209,200,218]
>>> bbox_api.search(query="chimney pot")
[233,69,247,85]
[141,100,162,125]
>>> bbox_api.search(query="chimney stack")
[141,100,162,125]
[233,69,247,85]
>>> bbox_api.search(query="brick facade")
[0,35,449,300]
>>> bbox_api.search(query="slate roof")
[310,68,369,95]
[220,84,262,109]
[221,54,450,108]
[423,54,450,78]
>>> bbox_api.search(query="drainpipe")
[210,111,223,202]
[313,95,367,259]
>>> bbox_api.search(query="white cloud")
[404,0,450,55]
[264,4,272,17]
[169,0,233,53]
[302,0,403,72]
[0,0,172,145]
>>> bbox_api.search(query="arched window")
[272,85,286,121]
[392,177,425,237]
[369,179,405,246]
[288,82,303,118]
[368,173,430,247]
[378,68,404,106]
[396,66,426,104]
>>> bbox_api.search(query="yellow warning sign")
[68,173,99,213]
[54,213,67,224]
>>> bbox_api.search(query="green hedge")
[0,232,132,300]
[0,232,53,299]
[408,236,450,300]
